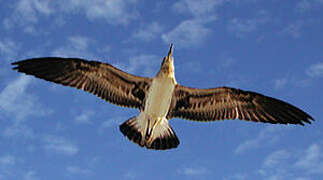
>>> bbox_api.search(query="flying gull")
[12,44,314,150]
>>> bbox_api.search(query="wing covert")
[12,57,152,109]
[168,85,313,125]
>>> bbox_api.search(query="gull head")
[158,44,175,77]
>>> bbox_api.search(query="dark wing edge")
[167,85,314,126]
[12,57,152,109]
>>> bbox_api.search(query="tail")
[119,116,180,150]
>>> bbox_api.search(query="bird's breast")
[144,77,176,117]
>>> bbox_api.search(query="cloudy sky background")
[0,0,322,179]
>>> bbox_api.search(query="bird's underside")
[11,45,314,150]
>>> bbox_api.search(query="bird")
[12,44,314,150]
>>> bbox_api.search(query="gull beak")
[167,44,173,59]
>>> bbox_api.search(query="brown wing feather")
[12,57,152,109]
[168,85,313,125]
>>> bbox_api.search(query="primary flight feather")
[12,44,314,150]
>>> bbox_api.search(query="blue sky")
[0,0,322,179]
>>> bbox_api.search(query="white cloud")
[273,77,288,89]
[178,167,209,176]
[259,144,323,179]
[295,143,323,174]
[51,36,94,58]
[295,0,323,13]
[132,22,164,41]
[228,18,257,33]
[0,76,51,121]
[6,0,137,27]
[2,124,34,138]
[263,150,291,168]
[164,0,222,48]
[173,0,224,17]
[74,110,95,124]
[43,135,79,156]
[98,116,125,134]
[114,54,159,76]
[3,0,52,32]
[4,0,138,32]
[180,61,203,73]
[217,53,236,70]
[235,126,290,154]
[0,39,20,61]
[162,19,212,48]
[296,0,312,12]
[306,62,323,78]
[227,10,271,38]
[0,76,52,137]
[64,0,138,25]
[223,173,248,180]
[294,178,311,180]
[15,0,52,23]
[281,21,304,39]
[66,166,92,176]
[123,171,138,179]
[24,170,39,180]
[236,143,323,180]
[0,155,16,166]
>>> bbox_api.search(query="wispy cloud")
[0,75,51,121]
[294,178,311,180]
[132,22,164,42]
[114,54,159,76]
[62,0,138,25]
[295,143,323,174]
[0,39,20,61]
[260,143,323,179]
[163,0,221,48]
[123,171,138,179]
[173,0,224,18]
[162,19,212,48]
[3,0,52,33]
[280,20,304,39]
[296,0,312,13]
[177,167,209,176]
[295,0,323,13]
[4,0,138,32]
[234,126,290,154]
[227,10,271,38]
[2,124,35,138]
[11,0,52,23]
[306,62,323,78]
[263,149,291,168]
[66,166,92,176]
[223,173,248,180]
[0,155,16,166]
[217,53,236,70]
[24,170,39,180]
[237,143,323,179]
[51,36,94,58]
[273,77,288,89]
[74,110,95,124]
[43,135,79,156]
[98,116,125,134]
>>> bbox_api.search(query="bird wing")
[167,85,313,125]
[12,57,152,110]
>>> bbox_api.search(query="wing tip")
[300,112,315,125]
[11,61,20,70]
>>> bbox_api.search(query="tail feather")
[119,116,179,150]
[148,125,179,150]
[119,116,144,147]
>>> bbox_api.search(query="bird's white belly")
[144,77,175,117]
